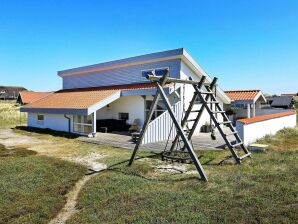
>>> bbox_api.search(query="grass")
[257,127,298,151]
[0,144,86,224]
[0,100,26,128]
[67,127,298,224]
[0,99,297,223]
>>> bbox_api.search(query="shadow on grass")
[15,126,80,139]
[0,143,37,158]
[96,152,234,182]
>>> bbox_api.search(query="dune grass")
[0,144,86,224]
[67,127,298,224]
[0,100,26,128]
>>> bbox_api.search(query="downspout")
[64,114,71,133]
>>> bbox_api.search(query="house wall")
[236,113,296,145]
[28,113,73,132]
[180,61,224,133]
[96,95,145,125]
[62,59,181,89]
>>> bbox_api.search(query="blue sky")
[0,0,297,93]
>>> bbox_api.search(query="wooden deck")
[80,130,232,151]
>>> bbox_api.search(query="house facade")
[21,48,230,144]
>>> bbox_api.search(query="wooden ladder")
[170,76,251,163]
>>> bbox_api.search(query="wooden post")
[93,112,97,133]
[252,103,256,117]
[128,69,169,166]
[247,104,251,118]
[156,83,208,181]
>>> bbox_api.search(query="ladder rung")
[200,91,213,94]
[187,119,196,122]
[205,101,219,104]
[239,152,251,160]
[231,142,243,147]
[219,121,232,125]
[225,131,238,136]
[212,110,225,114]
[190,110,200,113]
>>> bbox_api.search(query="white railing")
[142,101,182,144]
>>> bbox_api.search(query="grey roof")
[267,96,294,107]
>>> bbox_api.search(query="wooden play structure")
[129,68,251,181]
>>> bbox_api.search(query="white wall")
[180,62,224,133]
[28,113,73,132]
[236,114,296,145]
[96,95,145,125]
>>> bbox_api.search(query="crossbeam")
[147,74,202,85]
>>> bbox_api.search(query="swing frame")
[128,68,251,181]
[128,68,208,181]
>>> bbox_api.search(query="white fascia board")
[254,91,267,103]
[87,91,121,115]
[181,49,231,104]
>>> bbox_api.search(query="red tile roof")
[19,91,52,104]
[23,89,119,109]
[57,82,171,93]
[225,90,260,101]
[22,83,170,110]
[238,111,296,124]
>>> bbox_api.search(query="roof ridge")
[225,90,260,93]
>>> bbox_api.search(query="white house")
[21,48,231,144]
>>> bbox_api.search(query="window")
[73,115,93,134]
[37,114,44,125]
[231,102,247,109]
[141,67,169,78]
[119,113,129,120]
[145,100,167,120]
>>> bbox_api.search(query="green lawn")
[68,128,298,224]
[0,144,86,224]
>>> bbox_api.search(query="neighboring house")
[17,91,52,105]
[281,93,298,97]
[21,48,231,143]
[266,96,295,109]
[224,90,267,120]
[0,86,27,100]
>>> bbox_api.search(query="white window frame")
[37,114,44,125]
[141,67,169,78]
[73,115,93,134]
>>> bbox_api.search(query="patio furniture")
[96,119,129,132]
[129,119,141,133]
[131,132,141,143]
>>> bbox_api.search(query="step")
[239,152,252,160]
[225,131,238,136]
[219,121,232,125]
[205,101,219,104]
[231,142,243,147]
[187,119,196,122]
[190,110,201,113]
[212,110,225,114]
[200,91,213,94]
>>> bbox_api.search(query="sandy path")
[0,128,107,223]
[49,172,99,224]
